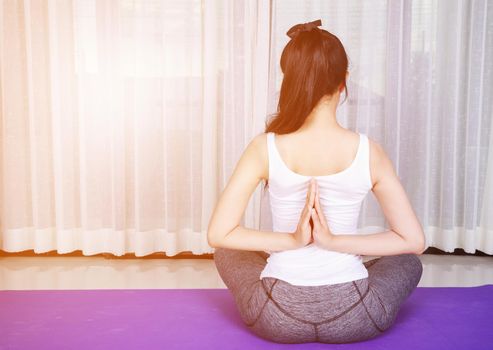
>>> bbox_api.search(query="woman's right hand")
[291,178,316,249]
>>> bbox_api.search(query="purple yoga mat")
[1,285,492,349]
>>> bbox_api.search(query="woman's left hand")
[310,180,336,249]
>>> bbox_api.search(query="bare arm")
[207,133,298,252]
[324,140,426,256]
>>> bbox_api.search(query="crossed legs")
[213,248,423,344]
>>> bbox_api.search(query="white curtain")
[260,0,493,255]
[1,0,492,257]
[0,0,270,256]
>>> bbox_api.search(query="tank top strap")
[355,133,373,189]
[266,132,282,179]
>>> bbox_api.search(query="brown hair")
[264,21,349,135]
[262,21,349,190]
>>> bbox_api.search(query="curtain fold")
[0,0,271,256]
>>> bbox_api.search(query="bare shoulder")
[245,132,269,182]
[249,132,268,148]
[367,136,398,190]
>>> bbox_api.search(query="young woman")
[207,19,425,344]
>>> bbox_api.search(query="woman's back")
[259,130,373,286]
[211,20,423,344]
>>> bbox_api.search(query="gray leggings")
[213,248,423,344]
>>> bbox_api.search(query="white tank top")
[259,131,372,286]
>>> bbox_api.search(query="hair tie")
[286,19,322,39]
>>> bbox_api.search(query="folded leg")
[358,254,423,332]
[213,248,270,326]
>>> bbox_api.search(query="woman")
[207,19,425,344]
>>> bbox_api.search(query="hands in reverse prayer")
[292,178,335,249]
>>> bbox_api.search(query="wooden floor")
[0,249,492,289]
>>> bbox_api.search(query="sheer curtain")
[0,0,270,256]
[260,0,493,254]
[1,1,492,258]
